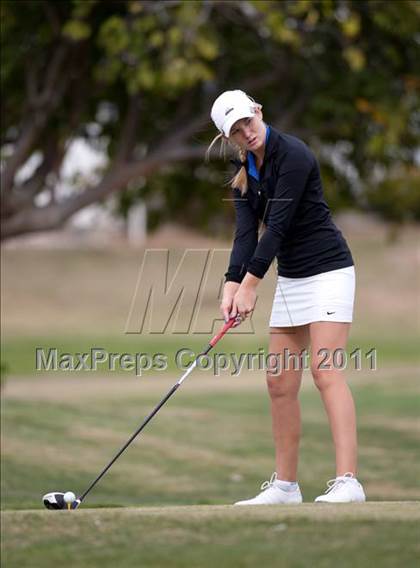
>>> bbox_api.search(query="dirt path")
[3,365,419,402]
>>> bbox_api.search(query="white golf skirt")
[269,266,355,327]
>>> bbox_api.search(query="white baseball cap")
[210,89,257,137]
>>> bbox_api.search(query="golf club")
[43,316,238,510]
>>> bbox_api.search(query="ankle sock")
[275,479,298,492]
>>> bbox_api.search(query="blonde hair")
[205,101,262,196]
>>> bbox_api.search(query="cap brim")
[223,109,255,137]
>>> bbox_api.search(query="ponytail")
[229,146,248,195]
[205,133,249,196]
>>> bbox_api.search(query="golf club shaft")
[78,318,236,503]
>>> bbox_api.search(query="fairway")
[2,503,420,568]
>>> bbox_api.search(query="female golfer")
[208,89,366,504]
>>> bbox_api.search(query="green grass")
[2,505,420,568]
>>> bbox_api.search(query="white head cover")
[211,89,257,137]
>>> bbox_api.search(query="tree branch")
[2,43,72,196]
[0,145,206,240]
[3,133,66,217]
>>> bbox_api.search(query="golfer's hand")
[220,281,240,323]
[232,285,257,322]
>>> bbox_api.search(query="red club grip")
[209,317,236,347]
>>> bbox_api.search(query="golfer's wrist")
[224,281,240,294]
[241,273,261,290]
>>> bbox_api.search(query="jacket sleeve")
[225,187,259,283]
[246,149,314,279]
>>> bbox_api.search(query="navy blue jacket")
[225,126,354,282]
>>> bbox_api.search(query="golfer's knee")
[311,365,336,391]
[266,372,300,400]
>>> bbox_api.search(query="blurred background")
[1,1,420,560]
[2,0,420,243]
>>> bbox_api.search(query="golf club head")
[42,492,81,510]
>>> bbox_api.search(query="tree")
[1,0,419,240]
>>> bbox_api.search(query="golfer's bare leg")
[309,322,358,476]
[267,325,309,481]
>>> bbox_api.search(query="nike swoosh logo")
[327,311,335,315]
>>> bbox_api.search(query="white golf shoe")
[315,472,366,503]
[234,473,303,505]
